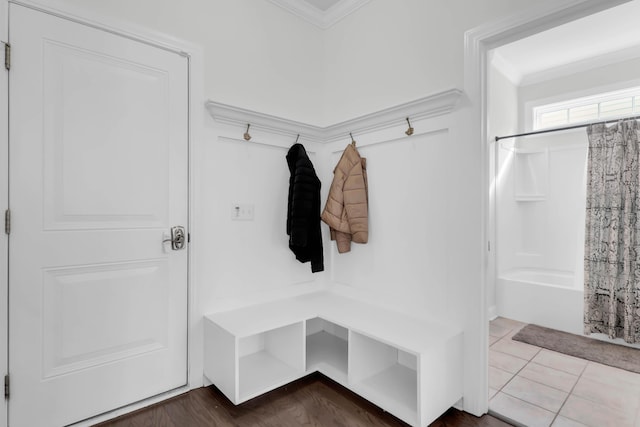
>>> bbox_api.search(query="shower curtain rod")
[494,114,640,142]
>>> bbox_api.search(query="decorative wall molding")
[322,89,462,142]
[206,102,326,142]
[205,88,463,144]
[267,0,370,29]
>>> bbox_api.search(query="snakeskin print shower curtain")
[584,119,640,343]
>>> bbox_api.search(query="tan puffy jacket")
[321,143,368,253]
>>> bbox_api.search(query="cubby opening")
[238,322,304,401]
[350,331,418,426]
[306,318,348,383]
[514,148,548,200]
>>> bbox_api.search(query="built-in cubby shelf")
[350,331,418,425]
[204,291,463,427]
[306,318,348,384]
[238,322,304,402]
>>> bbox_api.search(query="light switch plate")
[231,204,254,221]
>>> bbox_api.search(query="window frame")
[532,86,640,131]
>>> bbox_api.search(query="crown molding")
[206,102,326,142]
[322,89,463,142]
[205,88,463,143]
[267,0,370,29]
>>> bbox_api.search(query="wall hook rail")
[243,124,252,141]
[405,117,414,136]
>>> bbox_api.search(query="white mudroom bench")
[204,291,463,427]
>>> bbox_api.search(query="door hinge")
[4,43,10,71]
[4,374,9,399]
[4,209,10,235]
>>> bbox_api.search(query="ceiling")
[267,0,370,29]
[493,0,640,86]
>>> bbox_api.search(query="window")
[533,87,640,130]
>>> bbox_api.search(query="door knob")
[163,226,186,250]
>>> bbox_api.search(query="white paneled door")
[8,5,189,427]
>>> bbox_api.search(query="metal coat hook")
[295,134,300,144]
[243,124,252,141]
[350,132,356,146]
[405,117,414,136]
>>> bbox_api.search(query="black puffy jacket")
[286,144,324,273]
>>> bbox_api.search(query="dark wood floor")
[94,373,512,427]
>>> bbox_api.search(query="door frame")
[462,0,632,417]
[0,1,204,425]
[0,1,8,426]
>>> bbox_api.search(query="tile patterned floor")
[489,317,640,427]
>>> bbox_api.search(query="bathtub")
[496,268,583,335]
[502,269,575,288]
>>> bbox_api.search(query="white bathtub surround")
[496,133,588,279]
[494,129,589,335]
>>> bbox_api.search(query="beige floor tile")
[532,349,588,376]
[489,335,500,346]
[519,362,579,393]
[490,322,512,338]
[506,329,526,341]
[492,317,527,331]
[492,337,541,360]
[502,376,568,413]
[552,416,589,427]
[582,362,640,389]
[489,366,514,390]
[490,349,528,374]
[489,392,555,427]
[571,376,640,416]
[560,394,635,427]
[489,387,499,400]
[503,329,522,341]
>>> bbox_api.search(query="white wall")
[326,116,462,324]
[197,120,328,315]
[55,0,554,126]
[321,0,557,125]
[54,0,325,125]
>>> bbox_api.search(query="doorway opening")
[486,1,640,425]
